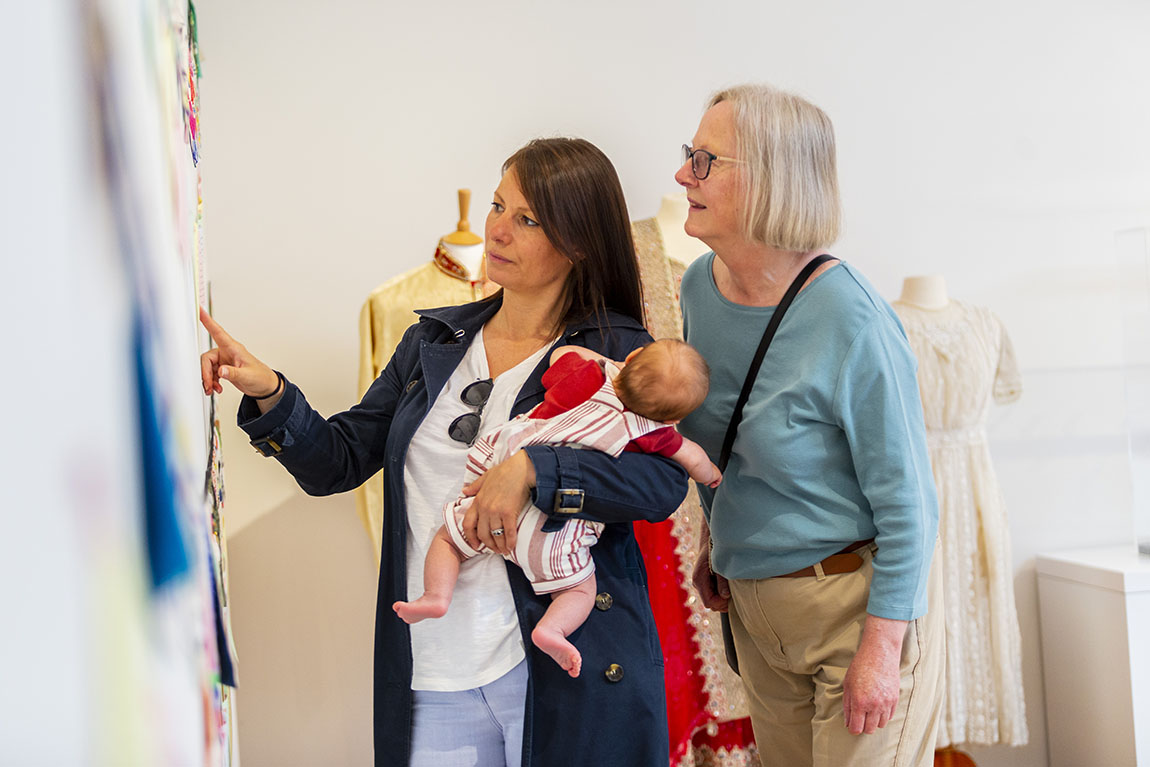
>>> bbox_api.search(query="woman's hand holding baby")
[460,451,536,556]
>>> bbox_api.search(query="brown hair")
[500,138,644,331]
[614,340,710,422]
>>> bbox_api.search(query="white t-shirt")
[404,327,552,691]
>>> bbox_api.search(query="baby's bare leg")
[393,525,465,624]
[530,573,597,678]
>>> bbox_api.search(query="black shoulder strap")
[717,254,836,472]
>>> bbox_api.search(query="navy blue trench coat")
[237,296,687,766]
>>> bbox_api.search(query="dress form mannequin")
[435,189,487,283]
[898,274,950,310]
[654,192,710,266]
[631,208,758,767]
[893,281,1027,753]
[354,190,489,554]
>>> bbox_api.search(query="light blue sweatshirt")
[679,255,938,620]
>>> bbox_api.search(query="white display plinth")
[1117,228,1150,554]
[1036,546,1150,767]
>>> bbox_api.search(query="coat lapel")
[418,340,468,415]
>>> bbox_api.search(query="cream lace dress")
[893,299,1028,747]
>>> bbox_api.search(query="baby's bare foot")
[531,624,582,678]
[393,596,449,624]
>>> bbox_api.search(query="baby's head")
[613,339,710,423]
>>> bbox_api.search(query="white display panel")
[1117,228,1150,554]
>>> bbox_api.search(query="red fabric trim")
[633,517,756,764]
[433,242,474,282]
[633,519,710,761]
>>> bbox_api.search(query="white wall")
[3,5,97,763]
[193,1,1150,765]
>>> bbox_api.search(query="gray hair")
[709,84,841,251]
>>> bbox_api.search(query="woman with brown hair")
[200,138,686,766]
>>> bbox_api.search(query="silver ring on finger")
[491,528,505,537]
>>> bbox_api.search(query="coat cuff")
[237,375,299,456]
[523,445,583,533]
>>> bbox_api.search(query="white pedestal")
[1036,546,1150,767]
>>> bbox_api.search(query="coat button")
[594,592,613,611]
[604,664,624,683]
[405,378,420,393]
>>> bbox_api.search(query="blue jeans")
[410,659,527,767]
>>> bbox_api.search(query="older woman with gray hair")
[677,83,944,766]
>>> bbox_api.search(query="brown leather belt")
[774,538,876,578]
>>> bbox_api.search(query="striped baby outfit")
[444,357,668,593]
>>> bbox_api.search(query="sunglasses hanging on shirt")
[448,378,494,446]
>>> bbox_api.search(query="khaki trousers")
[727,542,944,767]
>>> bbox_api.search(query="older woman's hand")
[842,615,908,735]
[691,523,730,612]
[692,555,730,612]
[460,451,535,556]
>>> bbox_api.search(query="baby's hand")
[696,461,721,488]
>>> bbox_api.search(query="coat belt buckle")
[553,488,584,515]
[250,436,282,457]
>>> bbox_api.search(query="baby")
[393,339,720,677]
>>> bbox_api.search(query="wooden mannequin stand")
[934,746,976,766]
[445,189,482,248]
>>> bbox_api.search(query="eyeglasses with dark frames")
[682,144,745,180]
[448,378,494,446]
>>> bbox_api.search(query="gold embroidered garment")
[355,261,485,554]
